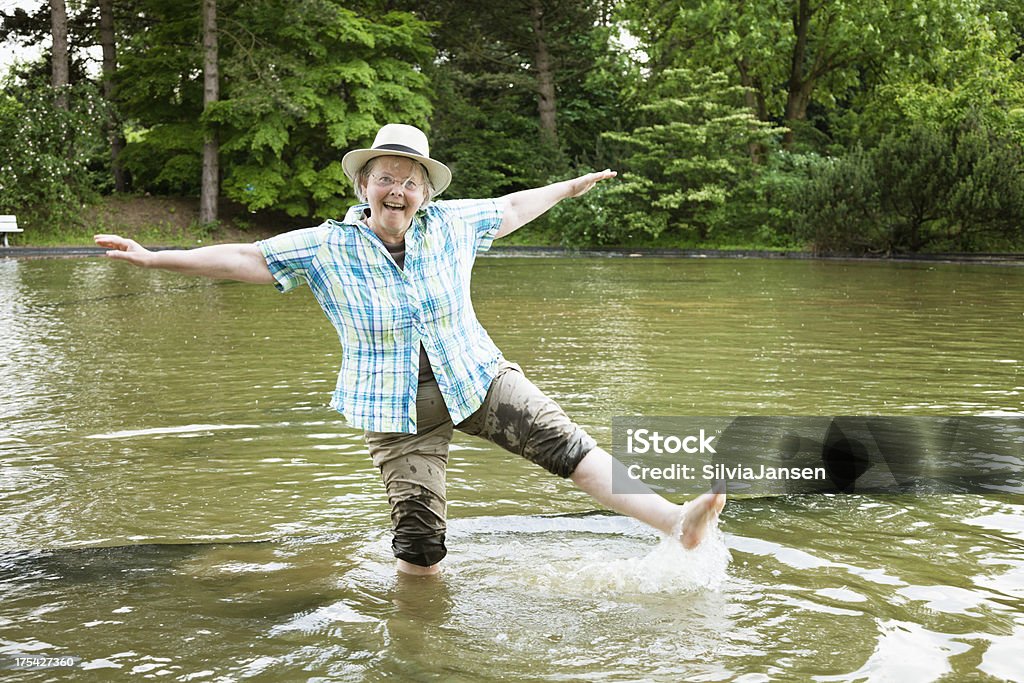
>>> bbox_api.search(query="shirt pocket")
[328,263,410,346]
[417,257,468,327]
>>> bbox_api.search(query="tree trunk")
[785,85,813,126]
[528,0,558,147]
[783,0,812,147]
[737,57,768,163]
[200,0,219,224]
[736,59,769,122]
[49,0,69,110]
[99,0,127,193]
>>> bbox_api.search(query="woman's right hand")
[94,234,155,268]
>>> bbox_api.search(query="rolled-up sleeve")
[256,224,330,292]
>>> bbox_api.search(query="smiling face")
[360,156,428,244]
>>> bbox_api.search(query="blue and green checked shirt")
[256,199,505,433]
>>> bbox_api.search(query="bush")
[943,118,1024,250]
[715,151,822,249]
[543,171,631,247]
[595,67,784,245]
[791,117,1024,254]
[0,78,109,230]
[793,148,883,254]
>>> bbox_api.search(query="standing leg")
[366,378,454,575]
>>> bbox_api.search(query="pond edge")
[2,245,1023,266]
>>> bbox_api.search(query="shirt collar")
[341,202,430,225]
[342,203,370,225]
[339,203,427,241]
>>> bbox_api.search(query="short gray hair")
[353,157,435,207]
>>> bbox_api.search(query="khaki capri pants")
[364,361,596,567]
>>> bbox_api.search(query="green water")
[1,255,1022,681]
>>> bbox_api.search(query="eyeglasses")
[369,173,423,193]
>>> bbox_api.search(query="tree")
[417,0,629,198]
[212,1,434,217]
[588,67,783,244]
[113,0,434,218]
[421,0,612,147]
[0,71,108,227]
[49,0,69,109]
[620,0,999,149]
[200,0,218,224]
[528,0,559,146]
[98,0,127,192]
[4,0,140,186]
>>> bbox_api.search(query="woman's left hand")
[497,169,619,239]
[566,169,617,198]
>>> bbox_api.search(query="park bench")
[1,215,23,247]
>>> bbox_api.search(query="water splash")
[527,527,731,595]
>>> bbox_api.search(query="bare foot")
[675,492,726,549]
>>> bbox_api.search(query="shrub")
[0,78,109,230]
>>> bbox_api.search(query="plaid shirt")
[256,199,505,433]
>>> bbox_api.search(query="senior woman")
[95,124,724,575]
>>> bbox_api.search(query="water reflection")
[1,256,1022,680]
[0,260,70,437]
[0,499,1021,679]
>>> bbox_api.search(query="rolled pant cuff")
[393,533,448,567]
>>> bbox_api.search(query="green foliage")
[420,0,634,199]
[543,170,623,246]
[589,67,784,244]
[792,149,882,253]
[428,64,542,199]
[120,122,204,194]
[944,118,1024,249]
[217,5,434,218]
[621,0,897,145]
[836,0,1024,147]
[709,150,818,249]
[793,118,1024,253]
[115,0,433,219]
[2,0,1022,251]
[0,76,109,229]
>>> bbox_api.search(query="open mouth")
[382,202,405,212]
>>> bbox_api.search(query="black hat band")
[375,143,425,157]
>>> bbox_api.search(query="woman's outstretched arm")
[496,169,616,239]
[94,234,275,284]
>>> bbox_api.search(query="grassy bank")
[7,194,803,251]
[8,195,308,248]
[6,195,1022,257]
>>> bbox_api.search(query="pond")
[1,254,1022,681]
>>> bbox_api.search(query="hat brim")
[342,149,452,197]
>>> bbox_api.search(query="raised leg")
[569,446,725,548]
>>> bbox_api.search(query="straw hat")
[341,124,452,196]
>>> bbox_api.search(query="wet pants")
[364,361,597,567]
